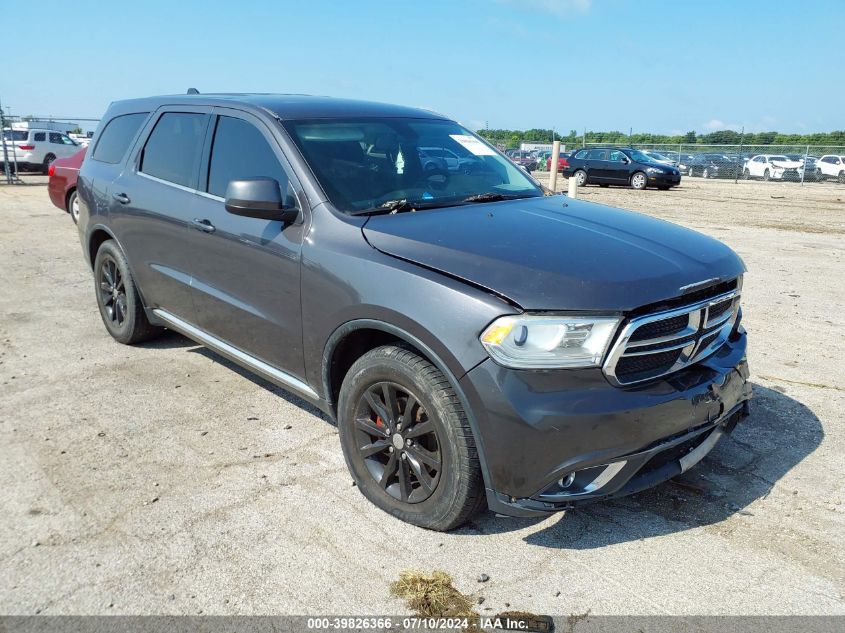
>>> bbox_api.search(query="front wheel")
[67,190,80,225]
[743,169,750,180]
[763,169,770,181]
[337,345,485,531]
[93,240,162,344]
[703,168,711,179]
[573,169,587,186]
[631,171,647,190]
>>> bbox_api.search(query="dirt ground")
[1,175,843,616]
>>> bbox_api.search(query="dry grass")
[390,570,476,618]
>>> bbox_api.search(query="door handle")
[112,192,131,204]
[191,218,216,233]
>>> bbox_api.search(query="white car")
[1,128,81,174]
[816,155,845,183]
[743,154,802,181]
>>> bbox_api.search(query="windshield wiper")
[461,192,532,204]
[349,198,459,216]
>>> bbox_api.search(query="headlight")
[480,314,621,369]
[645,166,664,174]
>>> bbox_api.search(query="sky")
[3,0,842,134]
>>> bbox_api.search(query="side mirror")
[224,178,299,223]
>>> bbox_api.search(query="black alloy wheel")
[92,239,162,344]
[354,381,441,503]
[98,254,128,328]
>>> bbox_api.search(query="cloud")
[496,0,592,18]
[704,119,742,131]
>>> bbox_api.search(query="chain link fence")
[531,141,845,186]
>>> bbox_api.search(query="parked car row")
[636,150,843,183]
[499,144,845,184]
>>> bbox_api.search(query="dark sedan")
[562,147,682,190]
[686,153,742,179]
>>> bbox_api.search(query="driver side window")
[207,115,295,206]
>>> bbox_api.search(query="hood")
[771,159,802,169]
[362,196,745,311]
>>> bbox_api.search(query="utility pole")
[0,98,12,184]
[734,126,745,184]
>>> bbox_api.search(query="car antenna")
[187,88,200,95]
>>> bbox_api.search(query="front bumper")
[460,329,751,517]
[648,172,681,186]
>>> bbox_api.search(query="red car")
[546,151,571,172]
[48,147,86,224]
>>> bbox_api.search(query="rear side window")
[33,132,45,142]
[207,115,291,201]
[587,149,608,160]
[140,112,207,188]
[92,113,149,164]
[3,130,29,141]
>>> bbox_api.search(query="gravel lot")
[1,175,843,616]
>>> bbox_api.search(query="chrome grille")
[603,287,741,386]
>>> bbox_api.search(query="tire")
[574,169,587,186]
[703,168,710,179]
[838,171,845,184]
[763,169,770,181]
[67,190,80,225]
[743,169,750,180]
[337,344,485,531]
[630,171,647,190]
[42,154,56,175]
[93,240,162,344]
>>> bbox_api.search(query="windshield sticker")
[422,192,434,200]
[449,134,496,156]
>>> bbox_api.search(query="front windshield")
[628,149,656,163]
[770,155,788,161]
[283,118,543,213]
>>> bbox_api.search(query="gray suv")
[77,93,751,531]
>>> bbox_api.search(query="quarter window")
[140,112,207,188]
[207,115,292,202]
[574,149,588,159]
[92,113,149,164]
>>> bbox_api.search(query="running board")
[152,308,318,400]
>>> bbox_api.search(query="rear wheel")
[93,240,162,344]
[631,171,647,190]
[67,190,80,225]
[574,169,587,186]
[838,171,845,184]
[337,344,485,531]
